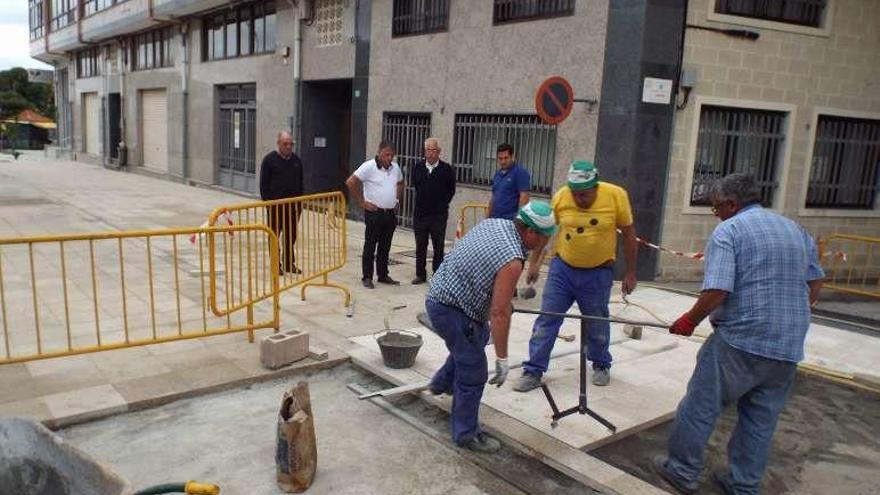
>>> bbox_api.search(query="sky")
[0,2,53,70]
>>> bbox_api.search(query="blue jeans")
[521,257,613,377]
[425,298,490,445]
[666,334,796,494]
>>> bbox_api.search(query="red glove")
[670,314,697,337]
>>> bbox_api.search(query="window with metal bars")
[715,0,826,28]
[690,105,787,207]
[493,0,575,25]
[806,116,880,209]
[130,27,175,71]
[453,114,556,194]
[51,0,77,31]
[83,0,124,17]
[381,112,432,229]
[203,1,276,61]
[76,47,102,79]
[29,0,44,40]
[392,0,449,37]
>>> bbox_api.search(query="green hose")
[133,483,187,495]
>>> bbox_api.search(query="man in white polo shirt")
[346,141,405,289]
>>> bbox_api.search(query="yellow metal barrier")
[0,225,279,364]
[456,202,489,240]
[818,234,880,299]
[207,191,350,312]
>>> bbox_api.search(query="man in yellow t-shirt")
[514,160,638,390]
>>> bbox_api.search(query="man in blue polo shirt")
[487,143,530,219]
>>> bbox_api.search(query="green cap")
[518,200,557,237]
[567,160,598,191]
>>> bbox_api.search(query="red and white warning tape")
[616,228,705,261]
[616,228,846,263]
[189,209,235,245]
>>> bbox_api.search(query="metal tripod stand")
[512,307,669,432]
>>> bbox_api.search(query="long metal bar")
[172,234,183,335]
[28,243,42,355]
[0,246,9,359]
[90,239,102,346]
[118,238,130,343]
[512,307,669,329]
[146,236,157,340]
[59,241,72,350]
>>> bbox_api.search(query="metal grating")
[715,0,826,28]
[217,84,257,192]
[806,115,880,209]
[381,112,432,229]
[493,0,575,25]
[690,105,786,207]
[453,114,556,195]
[392,0,449,37]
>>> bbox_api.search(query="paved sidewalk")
[0,156,437,427]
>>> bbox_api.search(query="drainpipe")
[286,0,310,155]
[180,21,190,181]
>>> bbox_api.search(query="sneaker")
[513,373,542,392]
[651,455,697,494]
[377,276,400,286]
[460,433,501,454]
[411,277,427,285]
[592,367,611,386]
[362,278,375,289]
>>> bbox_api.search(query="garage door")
[83,92,100,155]
[141,89,168,173]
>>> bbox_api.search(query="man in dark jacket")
[411,137,456,285]
[259,130,304,274]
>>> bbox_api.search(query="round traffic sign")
[535,76,574,125]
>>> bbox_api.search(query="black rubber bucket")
[375,330,423,369]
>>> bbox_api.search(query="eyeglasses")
[425,148,440,152]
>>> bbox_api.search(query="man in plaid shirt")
[655,173,824,494]
[425,200,556,453]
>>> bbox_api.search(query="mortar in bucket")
[375,329,423,369]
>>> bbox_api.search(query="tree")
[0,67,56,120]
[0,91,31,120]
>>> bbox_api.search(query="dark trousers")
[362,209,397,280]
[413,212,448,279]
[266,205,299,271]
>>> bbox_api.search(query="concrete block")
[260,331,310,370]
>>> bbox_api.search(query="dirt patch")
[591,373,880,494]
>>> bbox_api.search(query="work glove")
[670,314,697,337]
[488,358,509,387]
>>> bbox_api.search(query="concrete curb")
[43,354,349,430]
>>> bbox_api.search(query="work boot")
[592,367,611,386]
[461,433,501,454]
[513,373,542,392]
[652,455,697,494]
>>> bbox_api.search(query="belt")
[369,207,396,214]
[556,256,614,270]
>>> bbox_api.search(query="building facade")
[29,0,878,281]
[659,0,880,279]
